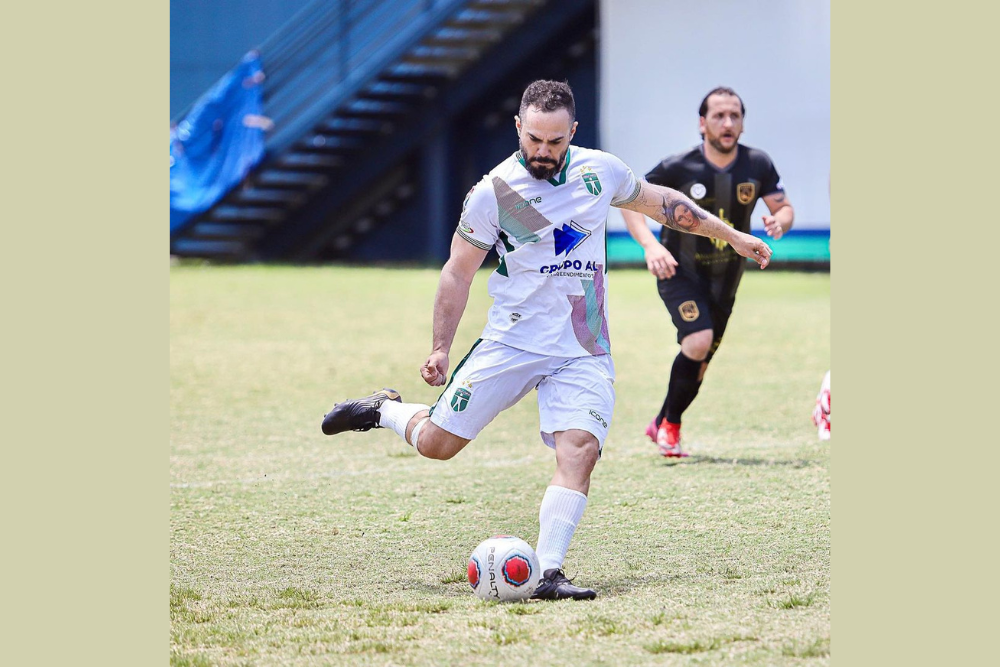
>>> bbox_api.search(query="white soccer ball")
[467,535,540,602]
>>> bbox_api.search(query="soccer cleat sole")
[658,445,690,458]
[531,587,597,601]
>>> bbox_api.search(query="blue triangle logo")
[553,221,591,256]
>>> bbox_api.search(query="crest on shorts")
[451,387,472,412]
[737,182,755,204]
[679,300,700,322]
[580,166,602,196]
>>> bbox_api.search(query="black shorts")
[656,274,736,361]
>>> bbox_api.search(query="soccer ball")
[467,536,540,602]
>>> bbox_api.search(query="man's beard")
[706,132,738,154]
[520,140,567,180]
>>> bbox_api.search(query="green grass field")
[170,264,830,666]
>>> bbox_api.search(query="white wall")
[600,0,830,230]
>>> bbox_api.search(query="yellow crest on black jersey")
[679,300,700,322]
[737,182,755,204]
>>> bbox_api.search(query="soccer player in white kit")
[322,80,772,600]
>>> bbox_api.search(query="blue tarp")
[170,52,268,234]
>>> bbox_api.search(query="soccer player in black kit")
[622,87,794,457]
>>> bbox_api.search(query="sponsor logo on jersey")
[509,312,521,323]
[539,259,600,275]
[580,166,602,196]
[553,220,591,256]
[679,300,700,322]
[737,182,756,204]
[690,183,707,199]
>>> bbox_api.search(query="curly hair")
[519,80,576,120]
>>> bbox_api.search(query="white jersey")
[457,146,640,357]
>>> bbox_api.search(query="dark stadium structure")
[171,0,598,264]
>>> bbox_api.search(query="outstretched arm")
[421,233,489,386]
[617,180,772,268]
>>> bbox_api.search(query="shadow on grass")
[661,455,817,468]
[590,572,687,599]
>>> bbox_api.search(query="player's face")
[515,107,577,180]
[700,94,743,154]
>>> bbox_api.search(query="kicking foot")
[530,568,597,601]
[321,388,402,435]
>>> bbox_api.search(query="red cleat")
[645,419,658,442]
[652,419,688,457]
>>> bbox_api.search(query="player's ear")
[514,115,521,135]
[570,120,578,138]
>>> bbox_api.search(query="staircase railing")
[254,0,470,152]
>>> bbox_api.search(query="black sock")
[658,352,704,424]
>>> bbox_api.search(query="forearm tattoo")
[658,195,707,232]
[627,182,723,236]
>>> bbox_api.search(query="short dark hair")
[699,87,745,118]
[519,80,576,120]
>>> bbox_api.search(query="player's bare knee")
[681,330,713,360]
[415,424,468,461]
[556,432,600,471]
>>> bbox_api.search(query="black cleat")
[530,568,597,601]
[321,388,402,435]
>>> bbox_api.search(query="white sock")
[378,401,429,441]
[535,485,588,573]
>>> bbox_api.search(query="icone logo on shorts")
[451,387,472,412]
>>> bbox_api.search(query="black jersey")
[645,144,783,290]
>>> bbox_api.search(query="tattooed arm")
[617,180,773,268]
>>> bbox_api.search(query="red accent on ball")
[503,556,530,585]
[468,559,479,587]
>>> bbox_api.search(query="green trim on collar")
[515,148,572,186]
[547,147,571,186]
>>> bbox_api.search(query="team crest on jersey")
[690,183,707,199]
[580,166,602,196]
[553,220,591,256]
[451,386,472,412]
[737,182,755,204]
[679,300,700,322]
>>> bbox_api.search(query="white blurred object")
[812,371,831,441]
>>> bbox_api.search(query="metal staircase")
[170,0,591,261]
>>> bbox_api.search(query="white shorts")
[429,339,616,451]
